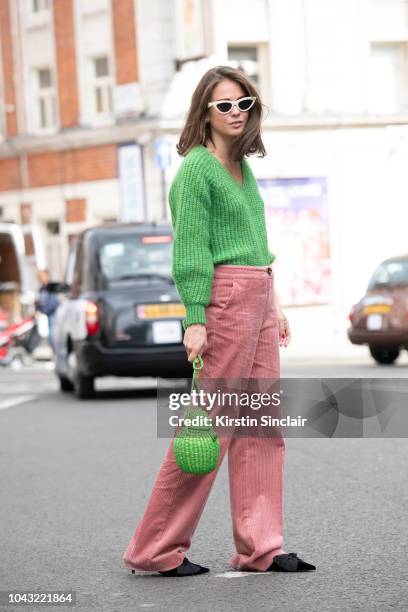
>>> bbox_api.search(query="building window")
[35,67,57,129]
[45,221,60,235]
[92,56,113,115]
[227,46,260,87]
[367,0,408,113]
[368,42,408,113]
[32,0,51,13]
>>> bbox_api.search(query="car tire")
[73,372,95,399]
[369,345,400,365]
[67,347,95,399]
[58,374,74,392]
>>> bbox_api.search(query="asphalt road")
[0,359,407,612]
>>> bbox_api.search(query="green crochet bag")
[173,352,220,474]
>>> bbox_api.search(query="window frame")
[90,55,113,117]
[32,66,57,131]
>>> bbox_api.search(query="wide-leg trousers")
[122,264,286,572]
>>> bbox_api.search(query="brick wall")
[20,202,32,224]
[0,158,21,191]
[112,0,139,85]
[53,0,79,128]
[65,198,86,223]
[0,145,117,191]
[0,0,18,137]
[27,144,117,189]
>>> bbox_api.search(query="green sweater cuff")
[182,304,206,330]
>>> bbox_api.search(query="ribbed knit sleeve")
[169,156,214,329]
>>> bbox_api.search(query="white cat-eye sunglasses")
[207,96,256,114]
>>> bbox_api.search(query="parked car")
[52,222,192,398]
[0,223,41,363]
[0,223,36,321]
[347,255,408,364]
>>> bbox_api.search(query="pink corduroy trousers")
[122,264,286,572]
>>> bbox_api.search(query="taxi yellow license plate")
[362,305,391,315]
[137,303,186,319]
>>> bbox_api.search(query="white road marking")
[0,384,55,395]
[127,567,270,579]
[215,571,269,578]
[0,395,37,411]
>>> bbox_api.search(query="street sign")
[154,137,173,170]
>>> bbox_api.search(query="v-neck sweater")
[169,144,275,328]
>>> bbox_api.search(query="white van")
[0,223,37,322]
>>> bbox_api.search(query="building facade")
[0,0,175,278]
[1,0,408,353]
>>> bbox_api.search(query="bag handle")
[182,318,204,395]
[185,351,217,436]
[191,354,203,395]
[187,354,212,430]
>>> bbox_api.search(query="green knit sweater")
[169,144,275,328]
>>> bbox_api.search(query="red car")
[347,255,408,364]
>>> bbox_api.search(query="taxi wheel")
[369,345,400,365]
[73,372,95,399]
[67,348,95,399]
[59,374,74,392]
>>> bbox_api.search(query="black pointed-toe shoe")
[267,552,316,572]
[157,557,210,577]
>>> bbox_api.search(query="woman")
[123,65,316,577]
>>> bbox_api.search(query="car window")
[368,260,408,288]
[97,233,173,282]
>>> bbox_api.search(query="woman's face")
[206,79,249,143]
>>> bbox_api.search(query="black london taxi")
[52,222,192,398]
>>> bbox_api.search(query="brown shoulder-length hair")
[176,65,267,162]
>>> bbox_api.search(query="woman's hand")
[183,323,208,362]
[276,304,291,348]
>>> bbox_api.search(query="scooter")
[0,314,41,368]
